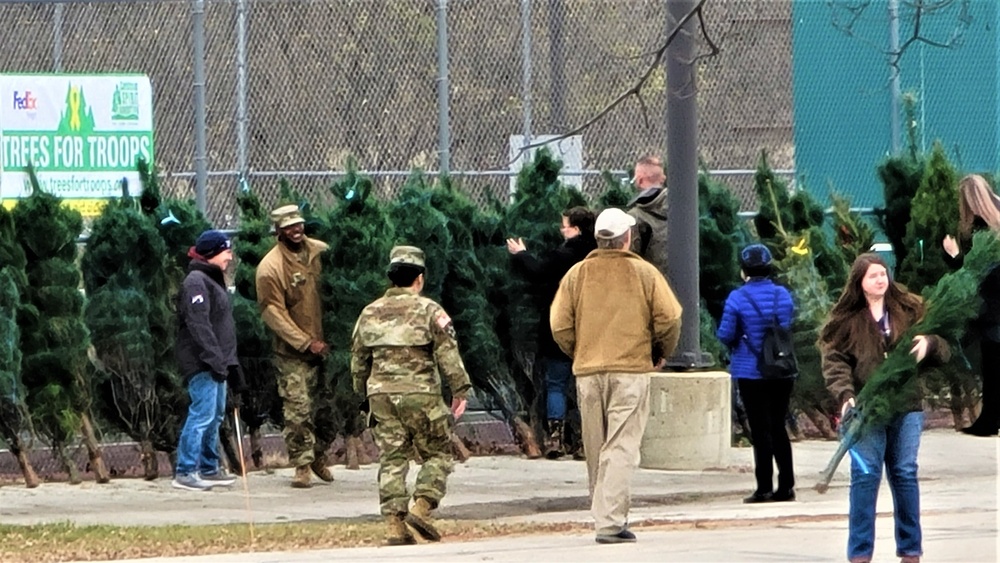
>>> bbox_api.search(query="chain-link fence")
[1,0,793,223]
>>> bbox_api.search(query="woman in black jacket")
[507,206,596,458]
[942,174,1000,436]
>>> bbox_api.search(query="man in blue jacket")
[173,230,240,491]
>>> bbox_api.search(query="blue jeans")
[545,358,573,420]
[847,411,923,560]
[175,371,227,476]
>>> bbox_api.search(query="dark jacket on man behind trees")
[627,187,669,280]
[175,260,239,382]
[511,233,597,358]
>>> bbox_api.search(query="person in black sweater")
[942,174,1000,437]
[507,206,597,458]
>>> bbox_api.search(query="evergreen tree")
[387,173,452,302]
[754,152,846,292]
[315,163,394,468]
[896,142,958,294]
[231,185,283,468]
[429,175,541,457]
[875,97,925,279]
[501,148,587,439]
[81,185,182,479]
[137,159,211,277]
[698,170,749,323]
[830,191,876,265]
[596,170,633,208]
[0,205,39,487]
[14,168,109,483]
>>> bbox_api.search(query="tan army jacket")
[350,288,472,398]
[255,237,328,360]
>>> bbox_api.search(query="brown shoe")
[291,465,312,488]
[848,557,872,563]
[385,513,416,546]
[405,496,441,542]
[899,557,920,563]
[310,457,335,482]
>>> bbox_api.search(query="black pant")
[737,378,795,495]
[972,339,1000,430]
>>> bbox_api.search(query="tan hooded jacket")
[255,237,328,359]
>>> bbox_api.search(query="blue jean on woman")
[847,411,923,561]
[545,358,574,419]
[176,371,227,476]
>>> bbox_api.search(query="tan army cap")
[270,204,305,229]
[389,245,425,268]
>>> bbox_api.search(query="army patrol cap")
[270,204,305,229]
[388,245,425,268]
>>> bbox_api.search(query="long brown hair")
[819,253,924,355]
[958,174,1000,239]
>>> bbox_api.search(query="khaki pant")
[576,372,650,535]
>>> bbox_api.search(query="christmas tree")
[429,175,541,457]
[14,167,109,483]
[501,148,587,440]
[81,184,183,480]
[0,204,39,487]
[231,184,284,468]
[315,163,393,468]
[896,142,958,294]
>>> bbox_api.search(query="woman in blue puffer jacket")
[717,243,797,503]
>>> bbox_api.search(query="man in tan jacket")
[550,207,682,544]
[256,204,334,488]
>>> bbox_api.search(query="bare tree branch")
[509,0,710,163]
[828,0,971,92]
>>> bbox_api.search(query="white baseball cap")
[594,208,637,239]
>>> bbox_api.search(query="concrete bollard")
[639,371,731,470]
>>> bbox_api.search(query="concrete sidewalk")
[2,429,996,562]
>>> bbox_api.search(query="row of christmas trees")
[0,132,983,487]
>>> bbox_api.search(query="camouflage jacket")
[255,237,328,359]
[351,287,472,398]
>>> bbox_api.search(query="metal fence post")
[192,0,208,213]
[235,0,249,185]
[520,0,533,145]
[52,2,63,71]
[435,0,451,174]
[888,0,901,154]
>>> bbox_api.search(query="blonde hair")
[958,174,1000,239]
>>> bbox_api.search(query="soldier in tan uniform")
[255,204,335,488]
[350,245,472,545]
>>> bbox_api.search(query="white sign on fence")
[508,135,583,196]
[0,73,154,216]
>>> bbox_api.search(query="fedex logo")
[13,90,37,110]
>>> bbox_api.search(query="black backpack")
[744,289,798,379]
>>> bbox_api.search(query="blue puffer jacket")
[716,278,796,380]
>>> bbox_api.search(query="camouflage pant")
[370,393,454,516]
[274,355,335,468]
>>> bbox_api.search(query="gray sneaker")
[171,473,214,491]
[201,471,237,486]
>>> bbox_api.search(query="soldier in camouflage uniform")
[350,245,472,545]
[256,204,336,488]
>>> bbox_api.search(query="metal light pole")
[665,0,709,369]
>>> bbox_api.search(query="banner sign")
[0,73,154,215]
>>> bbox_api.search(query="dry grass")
[0,519,590,562]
